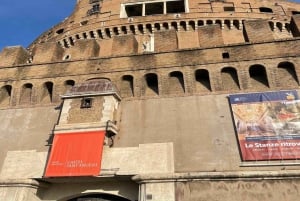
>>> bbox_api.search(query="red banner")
[44,131,105,177]
[229,91,300,161]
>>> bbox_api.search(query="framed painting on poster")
[229,90,300,161]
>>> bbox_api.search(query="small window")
[166,0,185,13]
[292,11,300,15]
[125,4,143,17]
[145,2,164,15]
[259,7,273,13]
[80,20,88,26]
[224,7,235,12]
[56,28,64,35]
[87,4,100,15]
[81,98,93,108]
[222,52,230,59]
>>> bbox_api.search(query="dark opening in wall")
[145,73,159,95]
[0,85,12,106]
[146,2,164,15]
[89,0,99,4]
[259,7,273,13]
[83,32,88,39]
[222,52,230,59]
[221,67,240,90]
[121,75,134,97]
[87,4,100,15]
[125,4,143,17]
[105,28,111,38]
[80,20,88,26]
[195,69,211,91]
[20,83,33,104]
[292,11,300,15]
[224,7,235,12]
[166,0,185,13]
[81,97,93,108]
[42,82,53,103]
[169,71,185,93]
[124,0,185,17]
[64,80,75,94]
[68,193,131,201]
[277,62,299,86]
[249,65,269,88]
[56,28,64,35]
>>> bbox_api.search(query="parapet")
[198,24,224,48]
[0,46,30,67]
[244,20,274,43]
[31,42,64,63]
[65,39,100,60]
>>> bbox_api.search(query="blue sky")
[0,0,76,50]
[1,0,300,51]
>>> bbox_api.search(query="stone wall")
[0,39,299,108]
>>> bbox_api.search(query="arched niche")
[195,69,211,92]
[249,64,269,89]
[221,67,240,90]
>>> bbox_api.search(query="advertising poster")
[229,90,300,161]
[44,130,105,177]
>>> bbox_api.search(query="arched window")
[20,83,33,104]
[269,21,275,31]
[64,80,75,94]
[277,62,298,87]
[215,20,222,28]
[188,20,195,30]
[121,75,134,97]
[180,21,187,31]
[121,26,127,34]
[249,65,269,89]
[171,21,178,30]
[259,7,273,13]
[195,69,211,92]
[0,85,12,106]
[129,25,136,34]
[163,22,169,30]
[233,20,239,29]
[41,82,53,103]
[221,67,240,90]
[276,22,283,32]
[207,20,213,25]
[146,24,152,33]
[168,71,185,94]
[198,20,204,27]
[144,73,159,96]
[154,23,161,31]
[224,20,231,29]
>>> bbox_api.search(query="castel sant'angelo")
[3,0,300,200]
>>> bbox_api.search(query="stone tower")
[1,0,300,200]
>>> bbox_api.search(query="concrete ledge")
[132,170,300,183]
[0,179,47,188]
